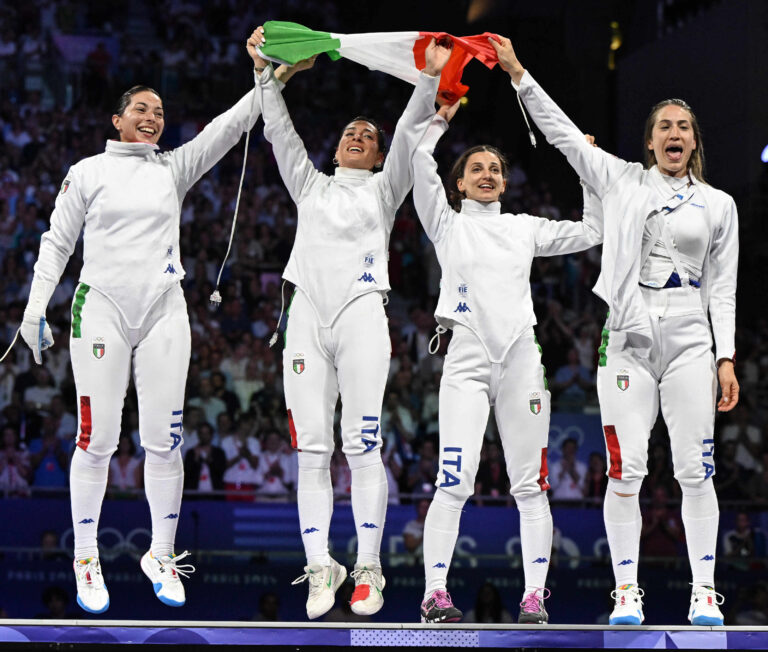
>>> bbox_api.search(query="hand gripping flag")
[258,21,500,104]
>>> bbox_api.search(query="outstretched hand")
[437,100,461,123]
[247,27,268,69]
[424,37,453,77]
[488,35,525,85]
[717,360,739,412]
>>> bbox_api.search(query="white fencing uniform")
[256,66,440,569]
[28,81,266,561]
[515,70,738,593]
[412,115,602,599]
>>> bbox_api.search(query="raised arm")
[21,166,86,363]
[708,196,739,411]
[411,103,459,243]
[378,38,451,211]
[533,182,604,257]
[489,37,629,197]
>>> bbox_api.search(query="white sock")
[423,491,464,600]
[297,452,333,567]
[144,449,184,558]
[680,479,719,586]
[70,447,110,560]
[516,492,553,595]
[348,452,388,568]
[604,478,643,587]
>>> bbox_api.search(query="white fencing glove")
[21,277,56,365]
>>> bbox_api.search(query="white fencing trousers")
[69,282,191,458]
[434,325,551,502]
[283,290,391,457]
[597,286,717,484]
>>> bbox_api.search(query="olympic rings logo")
[60,526,152,562]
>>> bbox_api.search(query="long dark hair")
[447,145,509,210]
[114,85,162,116]
[643,98,705,182]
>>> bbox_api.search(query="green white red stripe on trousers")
[259,21,500,103]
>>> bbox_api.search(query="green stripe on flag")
[261,21,342,65]
[534,335,549,391]
[597,312,610,367]
[71,283,90,339]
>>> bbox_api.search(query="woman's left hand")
[717,360,739,412]
[424,37,453,77]
[437,100,461,123]
[247,27,268,70]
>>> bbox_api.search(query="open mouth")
[347,146,363,153]
[138,127,157,136]
[478,183,495,190]
[665,145,683,162]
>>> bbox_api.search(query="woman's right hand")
[247,26,269,70]
[423,37,453,77]
[488,35,525,85]
[437,101,461,123]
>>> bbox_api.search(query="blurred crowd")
[1,0,768,513]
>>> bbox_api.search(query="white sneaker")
[688,585,724,626]
[291,558,347,620]
[73,557,110,614]
[609,584,644,625]
[140,550,195,607]
[349,564,385,616]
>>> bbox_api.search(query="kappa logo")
[92,337,105,360]
[164,263,177,274]
[293,356,305,375]
[454,302,471,313]
[432,562,447,569]
[617,559,635,566]
[361,522,379,529]
[303,527,319,534]
[701,438,715,479]
[529,392,542,415]
[164,513,179,520]
[532,557,548,564]
[617,369,630,391]
[700,554,714,561]
[358,272,376,283]
[78,518,95,524]
[60,179,70,194]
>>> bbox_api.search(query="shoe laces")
[155,550,196,580]
[691,585,724,606]
[75,557,105,588]
[520,588,550,611]
[428,590,455,609]
[350,566,381,588]
[611,585,644,604]
[292,564,329,591]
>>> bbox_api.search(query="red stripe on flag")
[537,447,550,491]
[603,425,622,479]
[287,409,299,450]
[413,32,500,104]
[77,396,92,451]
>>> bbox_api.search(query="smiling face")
[646,103,697,178]
[112,90,164,144]
[456,151,507,203]
[334,120,384,170]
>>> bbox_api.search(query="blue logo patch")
[432,562,447,569]
[700,554,714,561]
[361,522,379,529]
[164,513,178,520]
[303,527,319,534]
[454,302,471,313]
[364,253,375,266]
[78,518,95,524]
[358,272,376,283]
[690,202,705,209]
[617,559,635,566]
[532,557,548,564]
[458,283,468,296]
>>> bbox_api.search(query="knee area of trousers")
[297,451,332,470]
[514,491,551,517]
[432,488,467,512]
[679,478,715,497]
[72,445,112,469]
[607,477,642,496]
[345,449,382,471]
[144,447,182,469]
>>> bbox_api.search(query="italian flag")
[258,21,500,104]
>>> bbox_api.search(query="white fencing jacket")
[515,71,738,361]
[33,83,263,327]
[413,116,603,363]
[256,66,439,327]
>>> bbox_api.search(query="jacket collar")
[460,198,501,215]
[334,166,373,181]
[105,140,159,157]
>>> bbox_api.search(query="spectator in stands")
[475,441,511,504]
[720,408,763,477]
[548,438,587,500]
[722,511,766,570]
[27,424,68,488]
[108,435,142,492]
[221,415,261,499]
[583,451,608,501]
[0,425,30,495]
[183,422,225,494]
[551,348,594,411]
[188,376,228,427]
[254,430,295,502]
[641,486,683,558]
[403,497,430,559]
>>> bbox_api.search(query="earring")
[375,161,382,169]
[333,156,338,165]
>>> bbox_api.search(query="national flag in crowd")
[258,21,501,103]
